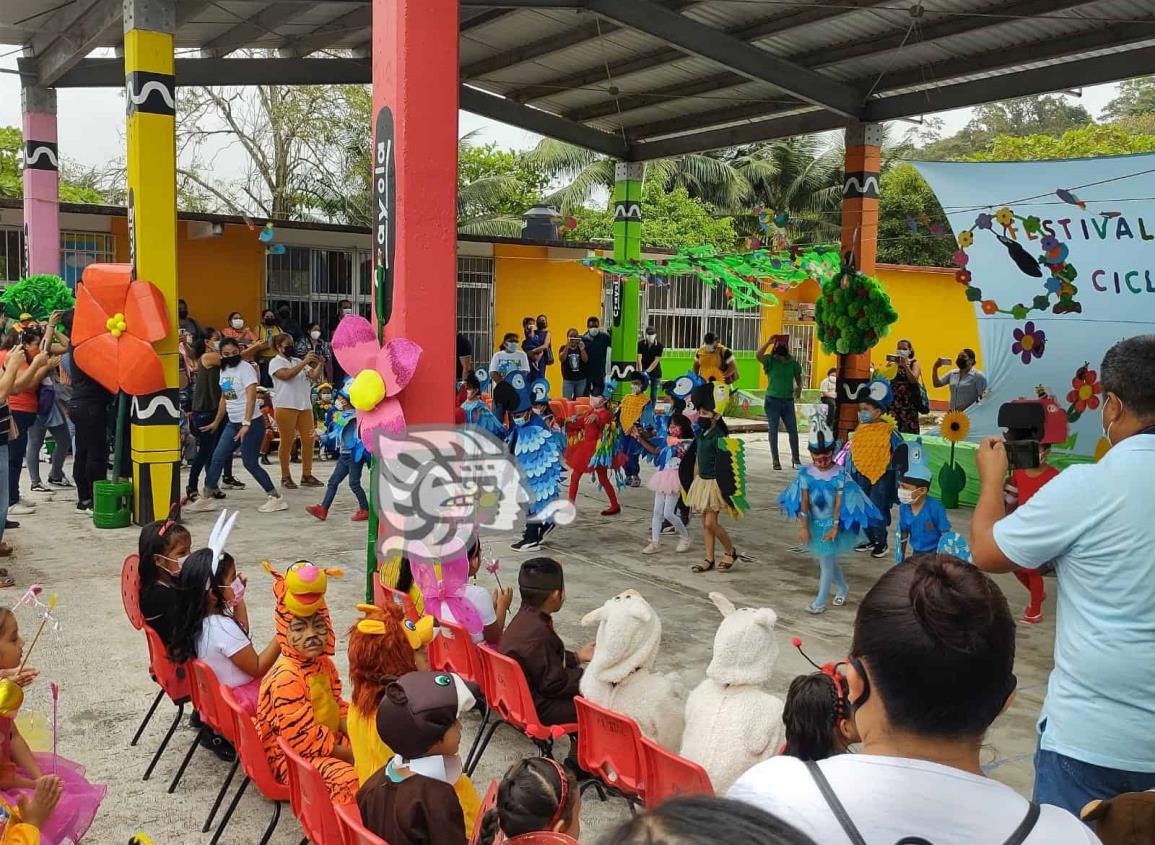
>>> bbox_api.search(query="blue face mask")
[858,409,875,424]
[514,415,529,427]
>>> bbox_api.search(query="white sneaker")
[676,537,692,553]
[258,495,288,513]
[642,542,661,555]
[185,495,217,512]
[8,502,36,515]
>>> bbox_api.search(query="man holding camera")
[970,335,1155,817]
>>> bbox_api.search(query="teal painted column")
[609,161,643,391]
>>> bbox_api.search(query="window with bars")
[0,229,22,283]
[0,229,116,286]
[457,255,494,363]
[266,245,372,333]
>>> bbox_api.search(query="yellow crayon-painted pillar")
[124,0,180,523]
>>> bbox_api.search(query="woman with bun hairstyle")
[730,555,1098,845]
[602,795,815,845]
[476,756,579,845]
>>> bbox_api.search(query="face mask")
[178,308,188,318]
[898,489,916,504]
[230,318,244,329]
[858,409,875,424]
[646,333,656,341]
[957,356,968,368]
[705,344,716,352]
[514,415,529,427]
[505,342,518,353]
[320,393,332,403]
[897,348,910,358]
[280,346,293,357]
[1102,394,1117,446]
[631,384,643,394]
[263,316,276,326]
[342,308,353,316]
[335,397,348,410]
[310,330,321,340]
[226,577,246,609]
[538,323,547,331]
[591,396,605,408]
[221,354,241,368]
[158,553,187,575]
[587,327,599,336]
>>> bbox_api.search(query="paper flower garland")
[814,265,899,355]
[72,263,170,395]
[331,314,422,451]
[1011,322,1047,364]
[1065,363,1102,422]
[0,275,75,321]
[953,198,1082,318]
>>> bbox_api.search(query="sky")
[0,50,1124,184]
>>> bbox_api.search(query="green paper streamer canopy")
[0,275,76,321]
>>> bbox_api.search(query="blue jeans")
[562,379,586,400]
[624,435,642,478]
[1034,727,1155,817]
[814,555,848,608]
[0,443,9,544]
[207,417,274,494]
[8,410,36,504]
[188,411,229,492]
[321,452,368,510]
[764,397,799,465]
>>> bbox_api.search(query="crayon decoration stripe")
[126,72,176,116]
[23,141,59,171]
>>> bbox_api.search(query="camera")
[998,397,1069,470]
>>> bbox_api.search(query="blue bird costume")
[496,374,566,549]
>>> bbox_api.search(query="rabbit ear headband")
[206,510,238,576]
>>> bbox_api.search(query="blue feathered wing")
[511,417,565,517]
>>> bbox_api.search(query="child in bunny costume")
[680,592,784,791]
[578,590,685,750]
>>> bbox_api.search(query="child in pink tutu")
[636,413,693,555]
[0,608,105,845]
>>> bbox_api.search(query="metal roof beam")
[276,5,371,57]
[458,0,585,6]
[504,0,889,104]
[24,0,122,87]
[200,2,316,57]
[629,110,849,160]
[42,56,372,86]
[176,0,216,26]
[586,0,863,118]
[459,85,630,158]
[564,0,1096,123]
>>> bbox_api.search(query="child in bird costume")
[498,375,566,552]
[896,437,954,565]
[781,411,881,613]
[564,381,623,516]
[460,371,506,439]
[847,375,903,559]
[307,380,370,521]
[636,412,693,555]
[255,560,358,804]
[681,383,748,573]
[619,371,654,488]
[312,383,337,460]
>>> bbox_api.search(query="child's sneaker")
[870,543,889,559]
[510,537,541,552]
[305,505,329,522]
[676,537,692,553]
[806,602,826,615]
[1022,607,1043,624]
[854,541,874,553]
[642,542,660,555]
[351,508,369,522]
[257,494,288,513]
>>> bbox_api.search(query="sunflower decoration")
[941,410,970,443]
[938,410,970,508]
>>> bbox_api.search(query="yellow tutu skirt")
[686,478,727,513]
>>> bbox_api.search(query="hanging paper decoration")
[331,314,421,451]
[71,263,170,395]
[580,246,842,311]
[258,222,275,243]
[266,243,287,256]
[953,197,1083,317]
[813,263,898,355]
[0,275,75,321]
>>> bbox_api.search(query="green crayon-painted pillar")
[609,162,643,392]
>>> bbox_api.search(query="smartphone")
[886,354,900,364]
[1005,439,1041,471]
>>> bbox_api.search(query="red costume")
[564,405,621,514]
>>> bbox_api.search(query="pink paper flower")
[332,315,422,450]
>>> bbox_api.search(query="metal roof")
[4,0,1154,160]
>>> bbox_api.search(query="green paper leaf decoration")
[0,275,75,321]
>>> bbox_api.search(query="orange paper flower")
[72,263,170,395]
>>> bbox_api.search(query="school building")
[0,198,978,406]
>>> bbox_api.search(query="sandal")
[691,559,715,573]
[718,549,739,571]
[0,572,13,588]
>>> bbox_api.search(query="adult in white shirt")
[819,366,837,428]
[971,334,1155,817]
[440,539,513,645]
[730,556,1097,845]
[268,332,323,490]
[489,332,530,427]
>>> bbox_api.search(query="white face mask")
[646,333,657,341]
[705,343,716,352]
[897,348,910,358]
[158,553,187,576]
[230,318,244,329]
[587,327,599,336]
[342,308,353,316]
[505,342,518,353]
[897,489,916,504]
[310,330,321,340]
[631,384,643,394]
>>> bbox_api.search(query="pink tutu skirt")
[648,467,683,494]
[0,753,106,845]
[231,678,261,716]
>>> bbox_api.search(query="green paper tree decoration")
[0,275,75,321]
[814,268,899,355]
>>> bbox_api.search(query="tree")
[876,164,956,267]
[456,136,549,236]
[1102,77,1155,121]
[919,94,1092,160]
[0,125,117,204]
[964,124,1155,161]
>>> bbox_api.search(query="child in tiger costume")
[255,560,359,804]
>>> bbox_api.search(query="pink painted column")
[21,85,60,278]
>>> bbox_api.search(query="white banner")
[915,154,1155,456]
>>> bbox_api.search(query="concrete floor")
[8,431,1056,843]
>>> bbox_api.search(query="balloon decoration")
[71,263,170,395]
[0,274,75,321]
[580,246,843,310]
[813,262,899,355]
[952,201,1083,318]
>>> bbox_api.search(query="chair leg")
[202,758,240,833]
[131,688,165,746]
[465,719,502,777]
[168,728,203,793]
[209,775,250,845]
[143,702,184,782]
[257,800,282,845]
[463,708,490,773]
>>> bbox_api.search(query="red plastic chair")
[430,619,484,685]
[574,696,646,806]
[122,554,144,630]
[504,834,579,845]
[470,778,500,845]
[335,803,388,845]
[638,736,713,807]
[374,579,420,623]
[278,736,346,845]
[465,646,577,776]
[139,625,191,782]
[212,687,290,845]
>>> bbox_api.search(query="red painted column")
[371,0,458,425]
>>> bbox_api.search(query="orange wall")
[110,217,266,332]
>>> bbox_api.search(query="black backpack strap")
[804,760,868,845]
[1003,802,1041,845]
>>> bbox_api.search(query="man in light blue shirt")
[970,335,1155,816]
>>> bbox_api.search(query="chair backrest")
[377,584,420,623]
[142,625,190,703]
[277,736,344,845]
[219,687,288,800]
[335,802,388,845]
[548,400,567,424]
[504,833,580,844]
[574,696,646,800]
[122,554,144,630]
[470,778,500,845]
[476,646,539,733]
[189,659,235,744]
[638,736,713,806]
[432,619,484,686]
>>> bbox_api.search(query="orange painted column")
[837,122,883,439]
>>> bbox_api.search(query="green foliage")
[1102,77,1155,121]
[564,182,740,252]
[0,275,75,320]
[0,125,118,203]
[815,270,898,355]
[919,95,1093,160]
[877,164,957,268]
[456,137,549,236]
[964,124,1155,161]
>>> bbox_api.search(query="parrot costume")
[563,381,624,516]
[497,375,566,551]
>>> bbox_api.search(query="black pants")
[8,410,36,504]
[70,400,109,504]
